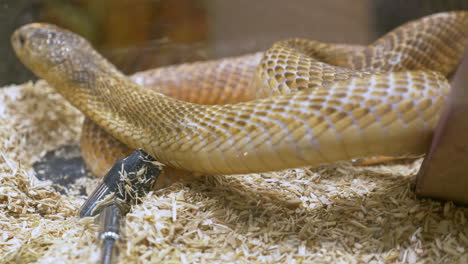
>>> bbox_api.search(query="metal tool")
[79,149,164,264]
[416,47,468,204]
[99,205,123,264]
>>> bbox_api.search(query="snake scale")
[11,12,468,184]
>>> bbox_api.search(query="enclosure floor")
[1,81,467,263]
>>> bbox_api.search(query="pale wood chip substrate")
[1,81,467,263]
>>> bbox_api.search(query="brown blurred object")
[37,0,209,74]
[416,48,468,205]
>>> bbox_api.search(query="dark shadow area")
[33,144,90,195]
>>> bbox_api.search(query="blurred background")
[0,0,467,86]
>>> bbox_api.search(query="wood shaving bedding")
[0,81,467,263]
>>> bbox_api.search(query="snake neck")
[42,51,170,149]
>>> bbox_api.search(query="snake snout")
[11,31,26,47]
[10,29,27,56]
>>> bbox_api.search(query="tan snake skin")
[11,12,468,180]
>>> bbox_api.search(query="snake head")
[11,23,110,84]
[12,23,85,78]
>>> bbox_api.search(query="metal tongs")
[78,149,164,264]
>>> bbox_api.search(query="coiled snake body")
[11,12,468,182]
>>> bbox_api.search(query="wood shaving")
[1,81,467,263]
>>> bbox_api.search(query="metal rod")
[99,205,123,264]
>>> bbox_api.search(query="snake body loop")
[11,11,468,176]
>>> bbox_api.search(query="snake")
[10,12,468,185]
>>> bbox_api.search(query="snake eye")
[18,34,25,46]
